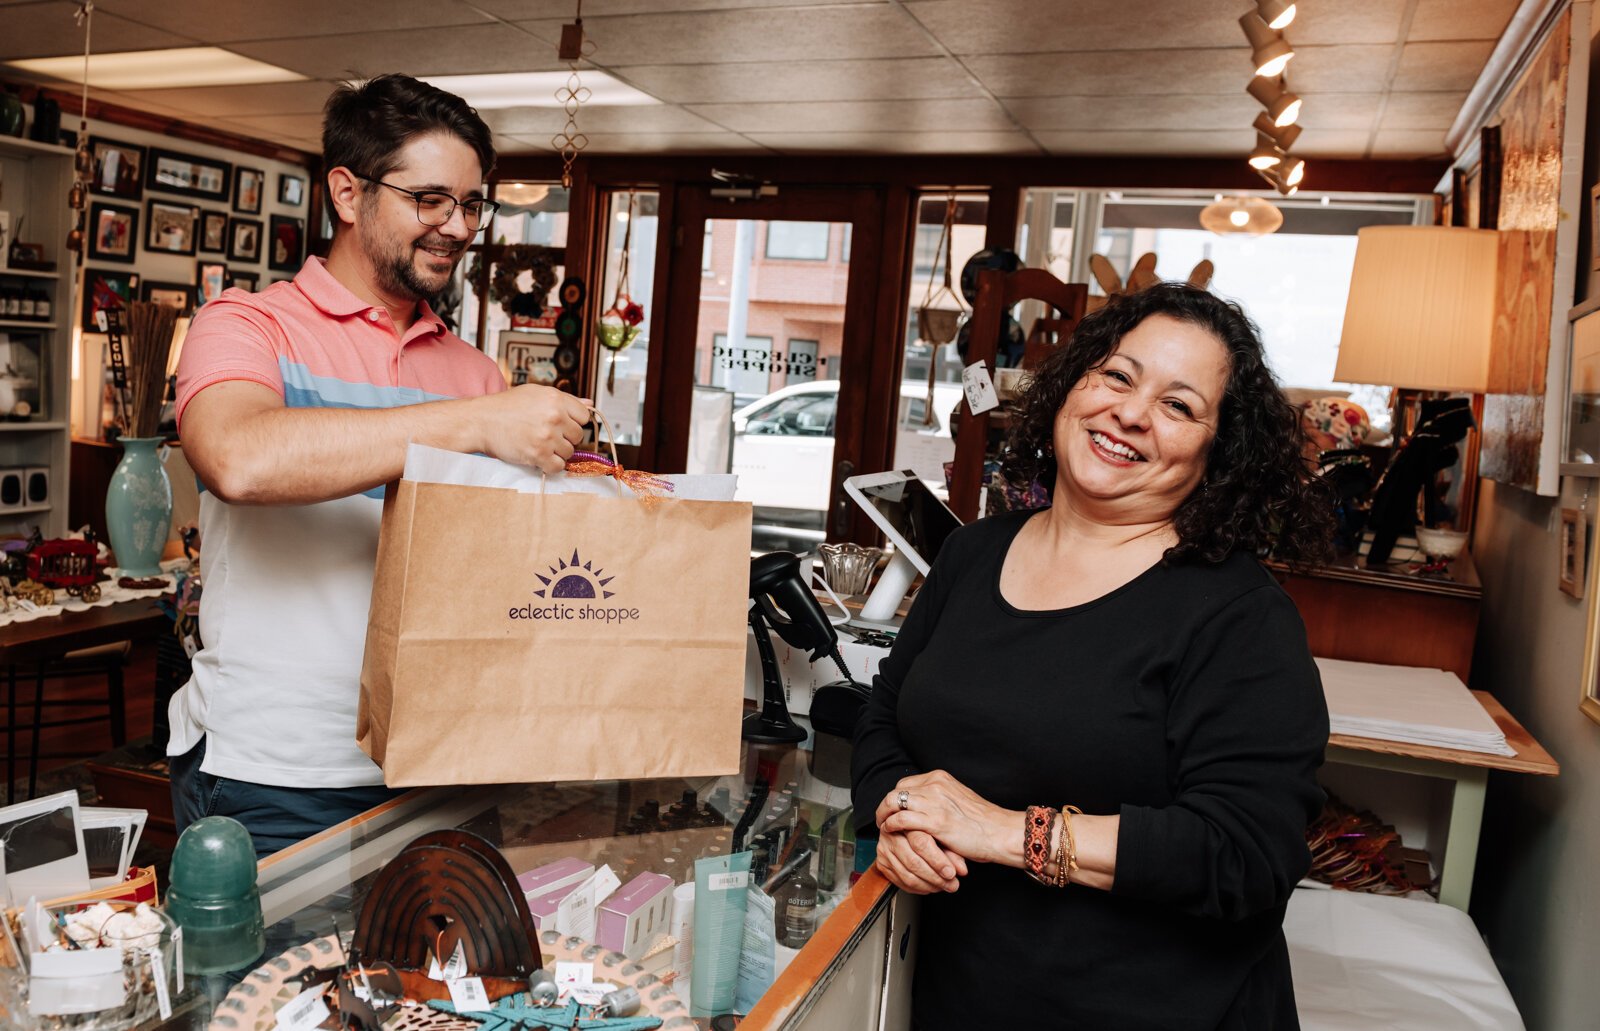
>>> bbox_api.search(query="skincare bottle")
[779,848,818,948]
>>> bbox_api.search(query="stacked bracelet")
[1058,805,1082,886]
[1024,805,1057,885]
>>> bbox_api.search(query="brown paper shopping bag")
[358,461,753,787]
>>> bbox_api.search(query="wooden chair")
[948,268,1088,522]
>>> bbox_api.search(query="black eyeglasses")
[354,174,500,231]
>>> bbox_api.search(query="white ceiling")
[0,0,1519,160]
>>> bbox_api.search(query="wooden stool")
[4,640,131,801]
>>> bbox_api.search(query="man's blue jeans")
[169,737,403,857]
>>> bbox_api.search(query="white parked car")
[730,379,964,520]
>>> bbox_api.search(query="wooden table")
[1326,690,1558,910]
[0,599,169,802]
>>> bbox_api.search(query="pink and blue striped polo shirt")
[170,256,505,787]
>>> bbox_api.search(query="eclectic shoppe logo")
[509,548,642,624]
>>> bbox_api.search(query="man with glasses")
[170,74,590,854]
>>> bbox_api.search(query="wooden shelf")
[0,503,51,516]
[0,319,58,330]
[0,267,61,280]
[0,421,66,432]
[0,136,74,159]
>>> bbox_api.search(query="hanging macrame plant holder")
[916,197,965,346]
[597,193,644,393]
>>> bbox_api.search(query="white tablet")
[843,470,964,623]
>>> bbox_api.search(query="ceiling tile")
[906,0,1246,55]
[228,23,565,78]
[613,58,982,104]
[476,0,882,13]
[1392,40,1497,91]
[482,105,725,135]
[1378,91,1469,130]
[515,7,936,66]
[1292,129,1375,158]
[1288,45,1394,92]
[1006,93,1259,132]
[1370,128,1449,157]
[685,98,1017,134]
[1409,0,1519,42]
[1293,92,1384,131]
[502,131,758,155]
[1286,0,1406,45]
[1033,129,1250,156]
[746,131,1040,155]
[0,5,193,59]
[93,0,492,42]
[967,48,1250,98]
[211,112,327,137]
[115,80,338,117]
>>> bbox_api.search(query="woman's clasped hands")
[873,770,1011,895]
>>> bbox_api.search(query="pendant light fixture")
[1256,164,1301,197]
[1239,11,1295,77]
[1256,0,1296,30]
[1200,196,1284,237]
[1247,76,1302,127]
[65,2,95,263]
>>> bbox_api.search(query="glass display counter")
[129,728,906,1031]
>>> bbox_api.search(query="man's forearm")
[193,396,482,505]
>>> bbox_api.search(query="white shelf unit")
[0,134,75,538]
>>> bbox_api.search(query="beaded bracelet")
[1024,805,1057,885]
[1057,805,1083,887]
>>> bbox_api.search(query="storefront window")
[764,220,831,261]
[593,190,660,447]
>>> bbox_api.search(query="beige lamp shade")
[1333,225,1499,392]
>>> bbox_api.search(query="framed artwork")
[200,210,228,253]
[231,271,260,293]
[234,166,264,215]
[268,214,304,272]
[81,268,139,331]
[87,201,138,264]
[146,146,231,202]
[144,198,198,256]
[0,334,45,419]
[88,136,145,199]
[500,331,559,386]
[228,217,263,263]
[1561,507,1588,598]
[279,173,306,206]
[195,260,230,307]
[140,280,193,314]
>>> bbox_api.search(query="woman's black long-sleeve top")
[851,511,1329,1030]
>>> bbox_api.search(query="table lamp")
[1333,225,1498,567]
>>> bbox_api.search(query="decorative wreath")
[485,244,558,320]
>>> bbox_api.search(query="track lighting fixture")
[1256,0,1296,30]
[1252,111,1302,151]
[1256,164,1301,197]
[1239,11,1295,77]
[1247,76,1302,127]
[1249,134,1282,169]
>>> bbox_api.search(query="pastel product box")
[597,872,674,959]
[527,882,584,931]
[517,858,594,904]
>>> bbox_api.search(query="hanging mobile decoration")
[65,2,95,262]
[597,192,644,393]
[551,1,591,189]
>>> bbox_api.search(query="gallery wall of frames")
[61,110,311,438]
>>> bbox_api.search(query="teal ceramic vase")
[104,436,172,576]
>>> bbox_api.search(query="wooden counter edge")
[741,867,894,1029]
[1327,690,1559,776]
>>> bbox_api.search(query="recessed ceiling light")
[5,47,304,90]
[419,71,660,109]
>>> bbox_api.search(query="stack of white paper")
[1316,657,1514,757]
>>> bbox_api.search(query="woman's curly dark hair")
[1003,282,1333,566]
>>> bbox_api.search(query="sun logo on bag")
[534,549,616,600]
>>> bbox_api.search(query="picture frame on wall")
[268,214,305,272]
[87,201,138,264]
[279,173,305,206]
[200,210,228,254]
[230,271,260,293]
[228,217,263,264]
[88,137,145,200]
[81,268,140,332]
[1561,507,1588,598]
[0,333,45,420]
[140,280,193,314]
[146,147,231,202]
[234,167,264,215]
[500,331,559,386]
[145,198,198,256]
[195,260,229,307]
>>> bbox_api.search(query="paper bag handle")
[541,406,673,499]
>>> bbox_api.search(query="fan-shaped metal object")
[1199,196,1283,236]
[353,830,542,978]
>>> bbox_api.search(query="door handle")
[831,460,855,537]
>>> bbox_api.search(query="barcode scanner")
[744,552,858,744]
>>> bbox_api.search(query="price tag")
[426,941,467,981]
[708,871,749,892]
[147,947,173,1020]
[273,985,328,1031]
[553,961,593,999]
[182,634,199,659]
[447,976,491,1012]
[962,361,1000,415]
[171,926,184,993]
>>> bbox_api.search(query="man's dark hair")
[1003,282,1333,566]
[322,74,495,184]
